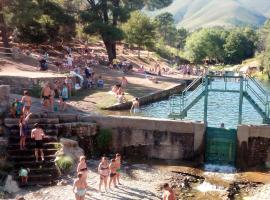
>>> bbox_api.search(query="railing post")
[204,75,209,124]
[238,76,244,124]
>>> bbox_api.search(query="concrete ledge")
[104,83,186,110]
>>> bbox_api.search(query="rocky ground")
[12,161,171,200]
[247,184,270,200]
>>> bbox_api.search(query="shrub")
[28,84,43,98]
[97,129,112,150]
[0,161,14,173]
[56,156,74,173]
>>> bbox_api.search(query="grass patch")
[56,155,74,173]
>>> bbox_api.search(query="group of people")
[73,154,175,200]
[73,154,122,200]
[110,76,128,104]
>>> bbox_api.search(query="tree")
[122,11,156,57]
[262,33,270,78]
[154,12,174,37]
[81,0,172,62]
[184,28,227,63]
[224,29,257,64]
[176,28,189,50]
[0,0,10,49]
[9,0,76,43]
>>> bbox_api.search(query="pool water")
[138,78,270,128]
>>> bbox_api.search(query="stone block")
[58,114,78,123]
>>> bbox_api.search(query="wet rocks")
[227,181,263,200]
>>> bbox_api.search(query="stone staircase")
[4,116,61,187]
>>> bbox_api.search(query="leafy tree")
[0,0,10,49]
[176,28,189,50]
[262,32,270,78]
[122,11,156,57]
[224,29,257,64]
[81,0,172,62]
[9,0,75,43]
[185,28,227,63]
[154,12,176,45]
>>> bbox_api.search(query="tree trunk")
[104,40,116,63]
[0,1,10,51]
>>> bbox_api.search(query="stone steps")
[4,118,60,128]
[14,168,59,175]
[8,136,57,143]
[8,149,58,156]
[14,174,53,183]
[8,155,56,162]
[13,161,56,169]
[7,142,58,151]
[9,129,58,137]
[5,117,61,187]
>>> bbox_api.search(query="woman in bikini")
[115,153,121,185]
[19,113,32,150]
[77,156,88,181]
[73,172,87,200]
[98,157,109,192]
[109,159,117,189]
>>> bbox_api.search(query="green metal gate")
[205,127,237,165]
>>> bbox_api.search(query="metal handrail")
[247,75,268,95]
[183,76,202,94]
[246,84,266,107]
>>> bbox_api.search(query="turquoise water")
[138,78,270,128]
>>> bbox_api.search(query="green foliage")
[28,84,43,98]
[0,161,14,173]
[185,27,258,64]
[9,0,76,43]
[56,156,74,173]
[122,11,156,57]
[97,129,112,150]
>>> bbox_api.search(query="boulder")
[4,175,20,194]
[55,138,84,164]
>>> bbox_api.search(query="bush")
[28,84,43,98]
[0,161,14,173]
[97,129,112,150]
[56,156,74,173]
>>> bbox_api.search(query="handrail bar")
[183,76,202,93]
[247,75,269,96]
[247,85,266,106]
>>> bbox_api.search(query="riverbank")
[8,160,270,200]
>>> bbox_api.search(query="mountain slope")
[147,0,270,29]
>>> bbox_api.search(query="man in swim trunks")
[130,98,140,113]
[41,83,51,110]
[73,172,87,200]
[109,159,117,189]
[115,153,121,185]
[163,183,176,200]
[31,123,45,162]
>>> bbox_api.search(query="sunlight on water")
[139,79,268,128]
[196,181,225,192]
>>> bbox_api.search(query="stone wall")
[79,115,206,161]
[237,125,270,169]
[104,83,186,110]
[0,85,10,117]
[0,76,66,94]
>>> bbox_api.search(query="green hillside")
[147,0,270,29]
